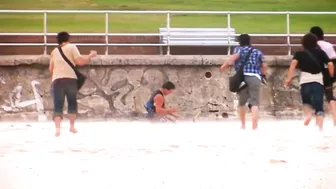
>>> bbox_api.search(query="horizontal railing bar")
[0,10,336,15]
[0,10,46,13]
[109,33,163,36]
[1,43,335,47]
[2,33,336,37]
[163,37,235,39]
[221,11,336,15]
[0,10,169,14]
[159,44,314,47]
[0,43,167,46]
[289,11,336,15]
[0,33,165,36]
[171,11,336,15]
[160,34,336,37]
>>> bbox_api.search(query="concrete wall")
[0,55,315,121]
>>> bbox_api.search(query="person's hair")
[238,34,251,46]
[302,33,318,49]
[56,31,70,45]
[162,81,175,90]
[310,26,324,40]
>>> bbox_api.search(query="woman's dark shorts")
[51,78,78,119]
[300,82,324,116]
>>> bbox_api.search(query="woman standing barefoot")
[49,31,97,136]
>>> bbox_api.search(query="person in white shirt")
[310,26,336,127]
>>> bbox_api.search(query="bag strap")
[241,47,254,69]
[304,49,322,70]
[57,46,76,71]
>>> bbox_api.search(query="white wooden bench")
[159,28,239,54]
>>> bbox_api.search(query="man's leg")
[64,79,78,133]
[237,87,249,129]
[312,83,325,130]
[52,80,65,137]
[329,101,336,126]
[324,86,336,126]
[245,76,261,130]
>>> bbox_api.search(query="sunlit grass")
[0,0,335,33]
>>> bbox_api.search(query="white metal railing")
[0,10,336,55]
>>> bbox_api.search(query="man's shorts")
[323,70,335,102]
[237,76,261,107]
[324,86,335,102]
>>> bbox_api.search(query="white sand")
[0,120,336,189]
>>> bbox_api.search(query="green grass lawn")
[0,0,336,33]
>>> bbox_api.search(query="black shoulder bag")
[304,49,335,85]
[229,48,253,93]
[304,49,322,70]
[57,47,87,90]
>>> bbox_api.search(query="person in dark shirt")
[144,81,179,122]
[284,33,334,131]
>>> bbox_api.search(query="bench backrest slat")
[158,27,238,45]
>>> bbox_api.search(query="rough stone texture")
[0,55,287,66]
[2,35,336,55]
[0,55,333,121]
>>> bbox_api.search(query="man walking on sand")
[220,34,267,130]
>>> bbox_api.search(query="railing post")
[286,12,291,56]
[227,12,231,55]
[166,11,171,55]
[43,11,47,55]
[105,12,109,55]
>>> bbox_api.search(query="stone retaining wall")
[0,55,320,121]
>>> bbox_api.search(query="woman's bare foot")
[55,128,61,137]
[69,127,78,134]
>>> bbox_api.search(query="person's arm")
[325,53,334,77]
[284,59,298,86]
[49,52,54,72]
[332,58,336,76]
[327,46,336,60]
[320,50,334,78]
[72,45,97,66]
[261,63,267,75]
[220,47,240,71]
[329,49,336,76]
[327,61,334,77]
[259,52,267,75]
[169,112,180,118]
[326,46,336,76]
[153,94,175,116]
